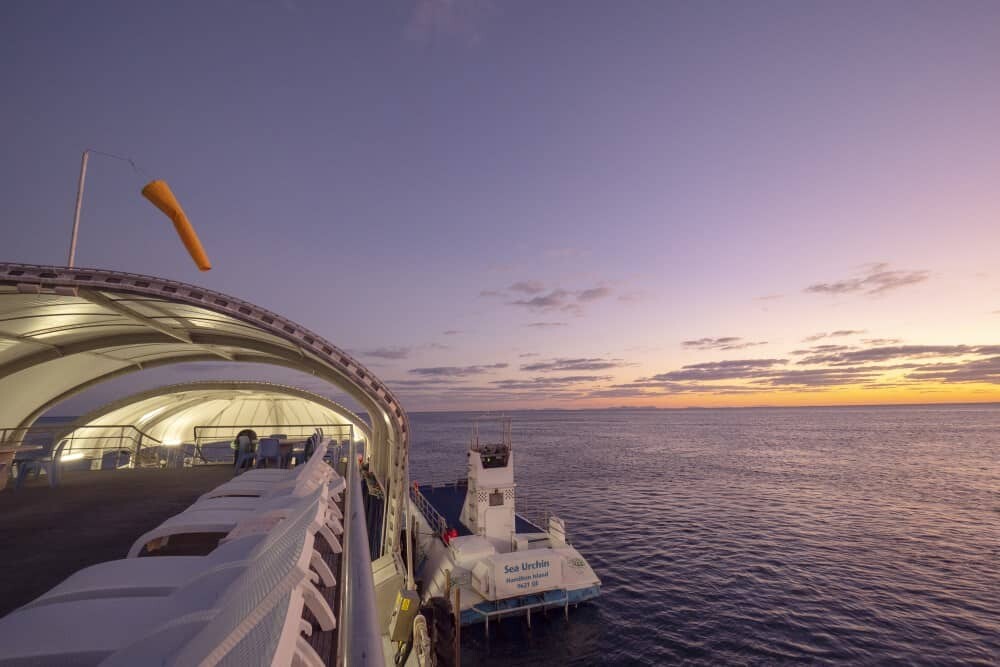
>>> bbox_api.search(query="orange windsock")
[141,180,212,271]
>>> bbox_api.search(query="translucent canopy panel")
[59,380,371,447]
[0,263,408,558]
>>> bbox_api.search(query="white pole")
[68,150,90,268]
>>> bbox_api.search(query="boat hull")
[408,486,601,627]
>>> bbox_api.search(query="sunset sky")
[3,1,999,412]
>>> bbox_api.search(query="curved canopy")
[0,263,408,557]
[58,380,372,451]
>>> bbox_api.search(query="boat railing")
[0,424,163,470]
[409,482,450,538]
[513,496,553,534]
[470,415,512,453]
[336,439,386,666]
[191,422,355,464]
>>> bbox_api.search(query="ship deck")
[415,480,544,536]
[0,466,235,616]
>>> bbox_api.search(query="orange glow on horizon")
[578,382,1000,409]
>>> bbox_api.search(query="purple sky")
[4,1,1000,413]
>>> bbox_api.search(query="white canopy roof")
[0,263,407,558]
[57,380,372,448]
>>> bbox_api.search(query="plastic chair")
[0,489,333,665]
[256,438,281,468]
[15,457,59,489]
[234,435,256,473]
[288,435,309,468]
[27,487,332,609]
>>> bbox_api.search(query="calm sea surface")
[407,406,999,666]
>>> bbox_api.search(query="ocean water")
[407,406,1000,666]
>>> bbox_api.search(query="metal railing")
[0,424,163,470]
[190,423,355,464]
[1,422,361,471]
[409,483,451,538]
[513,498,553,534]
[470,415,512,453]
[337,440,385,666]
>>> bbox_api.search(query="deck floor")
[0,466,235,616]
[417,481,543,536]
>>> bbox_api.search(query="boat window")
[489,491,504,506]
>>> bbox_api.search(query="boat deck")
[0,466,235,616]
[415,480,543,536]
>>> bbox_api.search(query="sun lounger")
[194,475,344,511]
[175,496,344,536]
[190,489,343,520]
[0,488,334,665]
[22,488,336,610]
[128,481,343,558]
[202,447,337,500]
[102,565,328,666]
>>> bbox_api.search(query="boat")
[0,264,602,665]
[409,417,601,631]
[0,264,410,665]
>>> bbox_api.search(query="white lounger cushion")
[0,489,328,665]
[0,567,244,664]
[25,534,267,609]
[104,485,337,666]
[28,486,334,608]
[101,570,328,667]
[190,493,343,520]
[128,482,341,558]
[202,455,335,500]
[127,505,342,559]
[193,476,345,512]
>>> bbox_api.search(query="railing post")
[117,426,125,470]
[135,430,143,470]
[454,587,462,665]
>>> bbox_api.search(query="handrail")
[190,423,355,465]
[337,440,385,666]
[58,425,163,469]
[0,424,161,445]
[410,484,449,538]
[191,423,355,439]
[1,424,163,469]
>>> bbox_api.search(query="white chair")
[200,450,338,497]
[255,437,281,468]
[233,434,255,472]
[102,566,329,666]
[0,491,334,665]
[23,488,336,610]
[128,478,343,558]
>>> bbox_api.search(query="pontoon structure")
[0,263,412,660]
